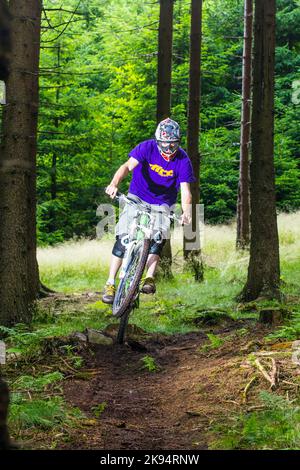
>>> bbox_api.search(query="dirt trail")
[61,321,269,450]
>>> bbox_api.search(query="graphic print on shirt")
[149,163,174,178]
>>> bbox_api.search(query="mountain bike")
[112,193,178,344]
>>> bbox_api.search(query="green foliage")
[201,333,224,352]
[34,0,300,244]
[0,302,110,357]
[141,355,159,372]
[13,372,63,392]
[92,402,107,418]
[9,395,82,431]
[211,391,300,450]
[266,305,300,341]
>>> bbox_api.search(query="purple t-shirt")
[128,139,195,207]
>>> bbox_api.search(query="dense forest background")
[1,0,300,452]
[6,0,299,245]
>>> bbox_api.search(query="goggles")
[157,140,180,157]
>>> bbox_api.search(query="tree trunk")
[157,0,174,278]
[238,0,281,302]
[0,0,10,81]
[0,0,42,326]
[236,0,253,250]
[51,45,60,204]
[183,0,203,281]
[0,378,11,450]
[157,0,174,123]
[49,44,60,234]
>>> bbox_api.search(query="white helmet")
[155,118,180,159]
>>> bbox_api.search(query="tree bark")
[51,45,60,204]
[157,0,174,278]
[183,0,203,281]
[238,0,281,302]
[49,44,61,234]
[157,0,174,123]
[0,0,10,81]
[236,0,253,250]
[0,378,11,449]
[0,0,42,326]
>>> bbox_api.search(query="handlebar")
[108,190,182,223]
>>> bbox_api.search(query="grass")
[38,211,300,297]
[7,370,83,444]
[4,211,300,449]
[200,333,224,352]
[38,237,112,293]
[211,391,300,450]
[4,212,299,358]
[35,211,300,337]
[13,372,64,392]
[9,395,82,433]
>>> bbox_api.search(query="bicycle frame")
[119,202,157,280]
[116,193,180,272]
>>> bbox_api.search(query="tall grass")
[36,211,300,335]
[38,211,300,297]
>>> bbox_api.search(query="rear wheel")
[113,238,150,319]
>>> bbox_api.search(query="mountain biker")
[102,117,195,304]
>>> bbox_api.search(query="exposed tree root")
[38,282,57,299]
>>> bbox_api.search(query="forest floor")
[5,291,300,451]
[3,213,300,449]
[59,312,268,450]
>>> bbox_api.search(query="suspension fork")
[119,211,153,279]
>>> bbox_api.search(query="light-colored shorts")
[115,193,171,239]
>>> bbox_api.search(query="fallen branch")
[270,358,278,390]
[282,380,299,387]
[253,351,285,356]
[223,399,240,406]
[254,358,277,390]
[246,405,266,412]
[60,357,79,374]
[242,375,258,403]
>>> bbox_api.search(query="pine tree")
[239,0,281,302]
[157,0,174,278]
[0,0,10,81]
[0,0,42,325]
[0,378,11,449]
[183,0,203,281]
[236,0,253,250]
[157,0,174,123]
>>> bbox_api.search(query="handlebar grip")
[104,187,123,200]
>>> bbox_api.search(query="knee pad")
[113,236,166,258]
[149,238,166,257]
[112,236,125,258]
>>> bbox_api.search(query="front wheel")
[116,308,130,344]
[112,238,150,319]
